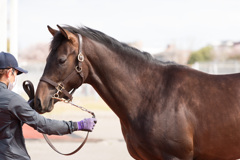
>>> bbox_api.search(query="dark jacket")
[0,82,78,160]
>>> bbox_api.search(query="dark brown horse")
[35,24,240,160]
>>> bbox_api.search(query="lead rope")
[23,80,95,156]
[43,97,95,156]
[42,132,89,156]
[52,97,95,118]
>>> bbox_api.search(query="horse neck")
[84,39,161,125]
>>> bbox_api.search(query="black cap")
[0,51,28,75]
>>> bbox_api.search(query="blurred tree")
[227,54,240,61]
[187,45,214,64]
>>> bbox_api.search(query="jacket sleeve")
[9,94,78,135]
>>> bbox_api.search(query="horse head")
[34,25,88,113]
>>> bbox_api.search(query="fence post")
[10,0,18,59]
[0,0,8,52]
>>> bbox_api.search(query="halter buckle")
[55,83,64,92]
[78,53,84,62]
[75,66,82,73]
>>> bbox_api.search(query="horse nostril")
[35,98,42,112]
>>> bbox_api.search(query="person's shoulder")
[0,88,17,100]
[8,91,30,112]
[8,90,27,104]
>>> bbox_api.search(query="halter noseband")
[40,34,84,101]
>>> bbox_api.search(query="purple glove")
[77,118,97,132]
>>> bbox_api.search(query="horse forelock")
[50,32,64,52]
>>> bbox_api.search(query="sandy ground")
[25,106,134,160]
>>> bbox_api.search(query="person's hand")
[77,118,97,132]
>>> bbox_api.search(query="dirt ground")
[24,98,134,160]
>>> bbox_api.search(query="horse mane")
[50,25,179,66]
[55,25,153,61]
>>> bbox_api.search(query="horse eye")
[58,58,67,64]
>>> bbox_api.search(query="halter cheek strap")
[75,34,84,81]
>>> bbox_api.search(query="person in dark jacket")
[0,51,97,160]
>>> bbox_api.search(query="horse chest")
[120,109,195,160]
[121,122,164,159]
[122,131,156,159]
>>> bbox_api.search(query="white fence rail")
[192,61,240,75]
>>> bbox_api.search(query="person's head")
[0,51,28,90]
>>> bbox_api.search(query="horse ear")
[47,25,58,36]
[57,25,76,43]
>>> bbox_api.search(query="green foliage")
[188,45,214,64]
